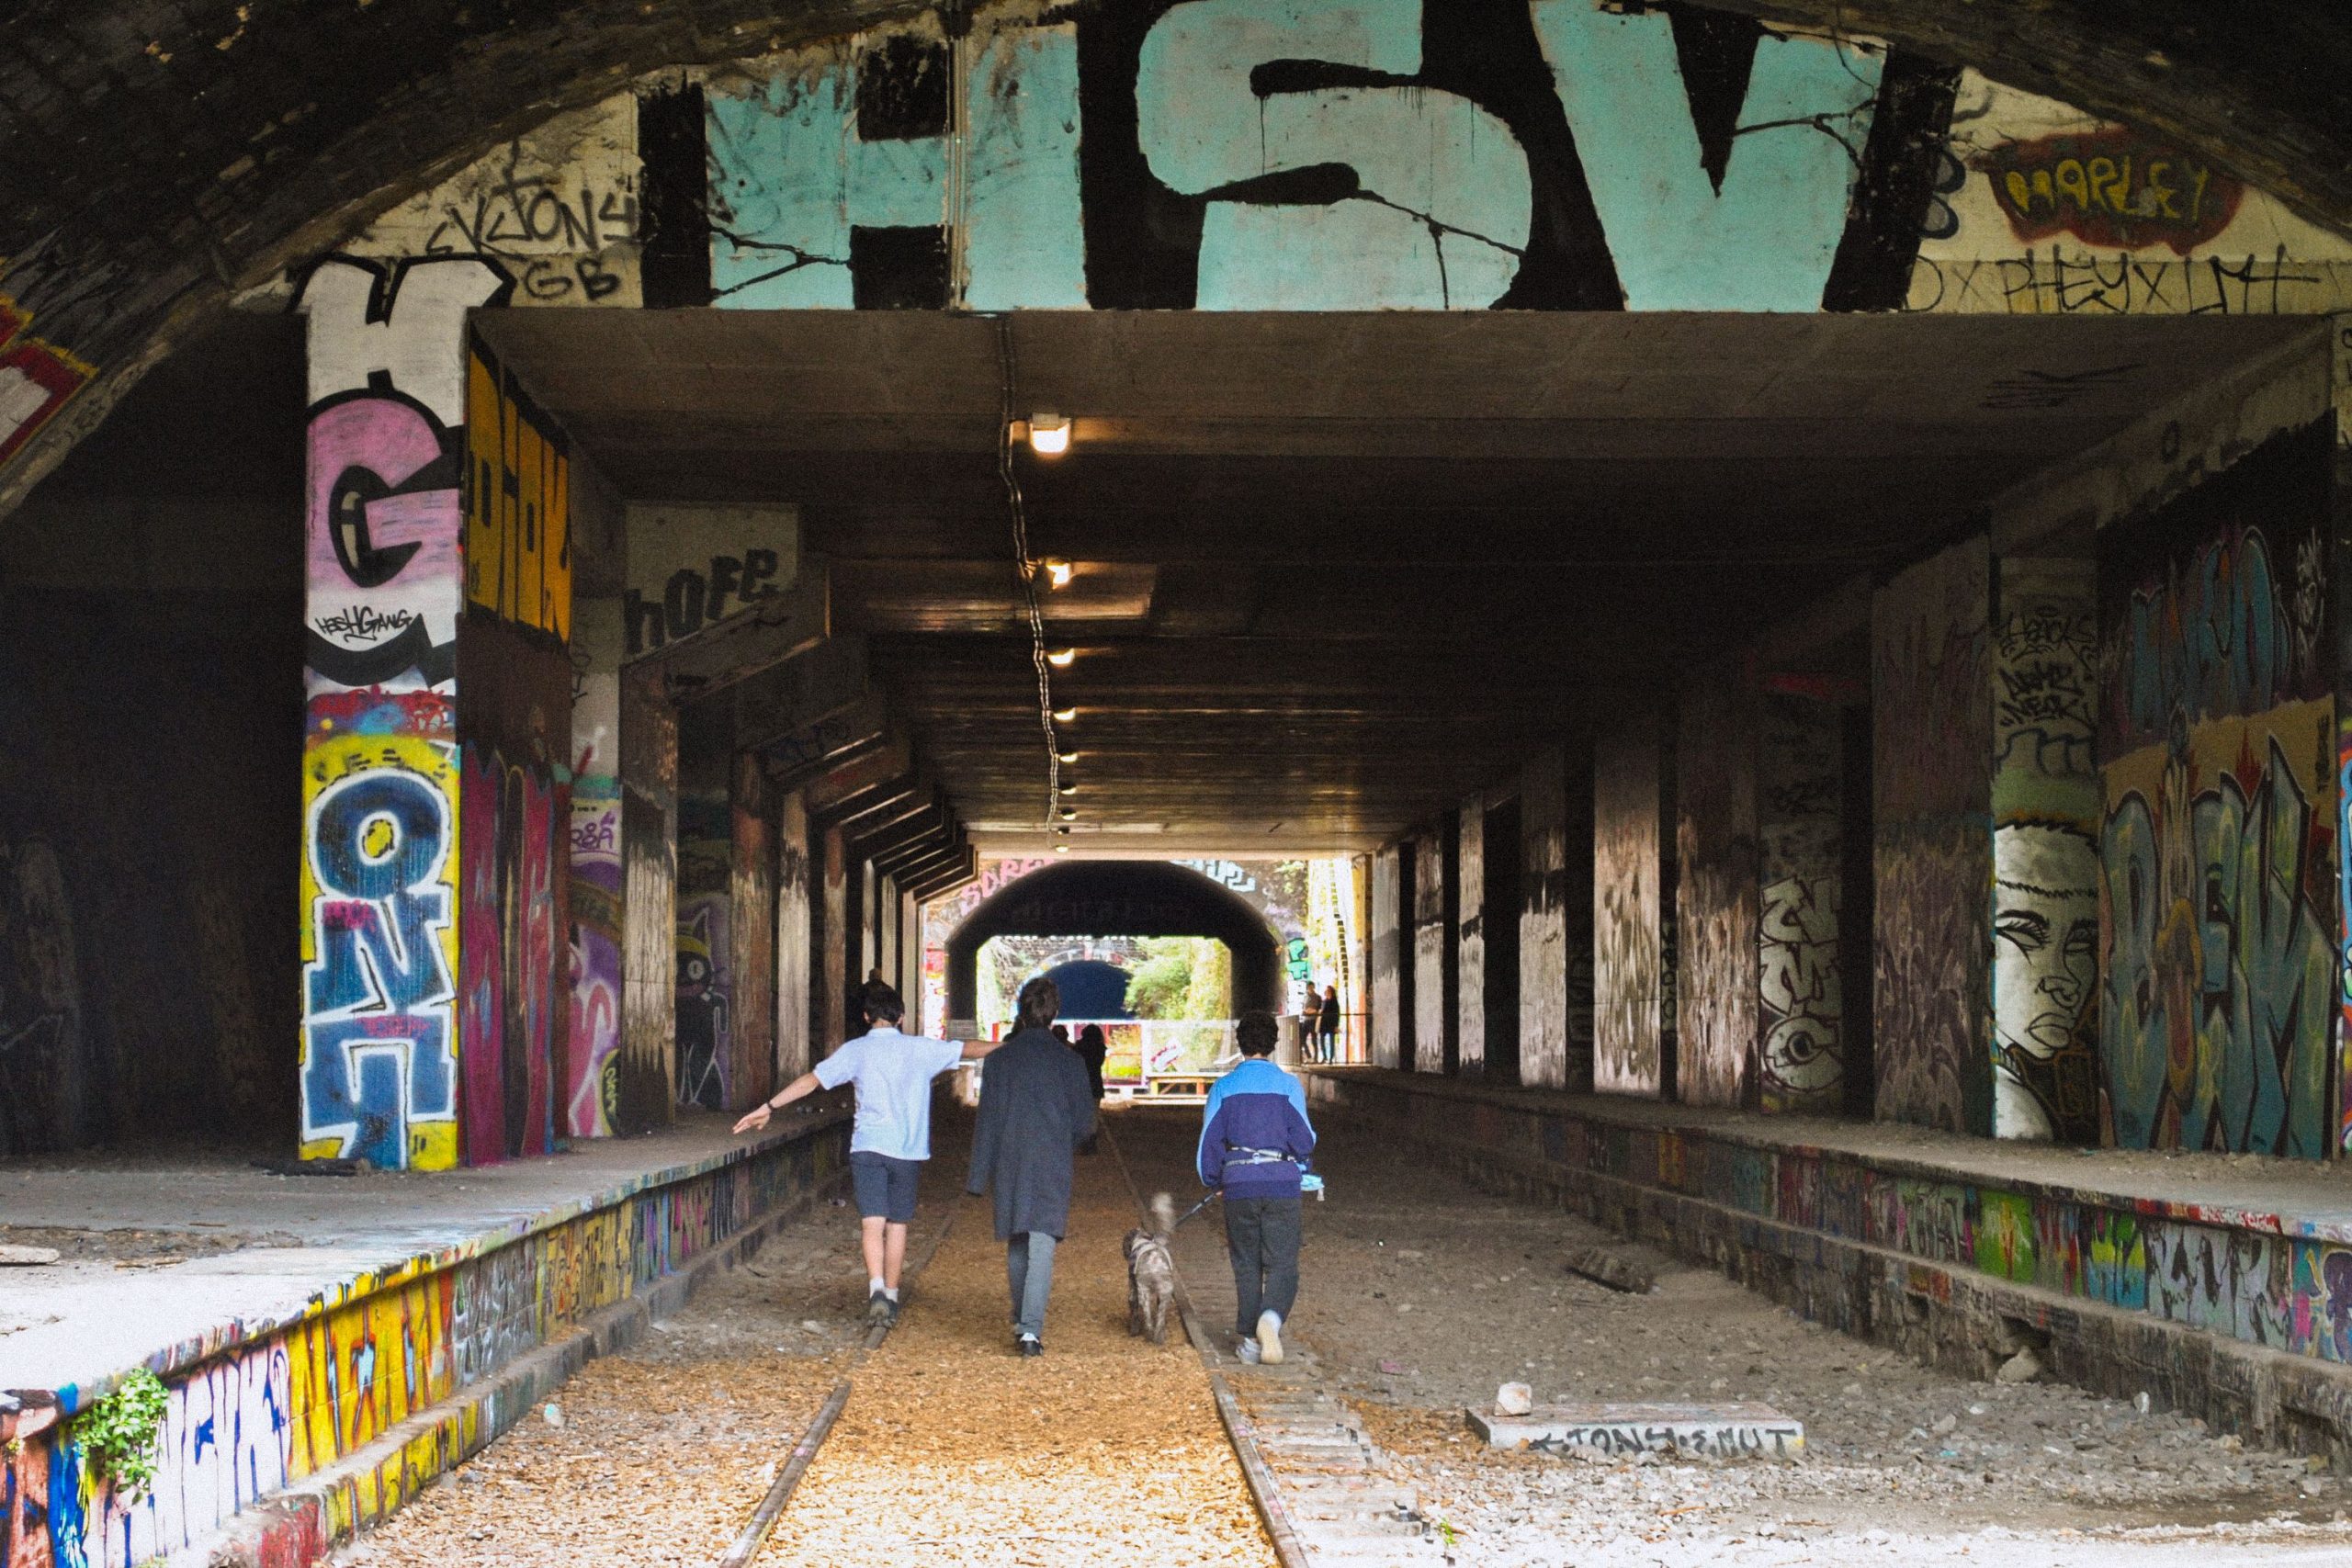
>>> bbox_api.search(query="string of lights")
[993,315,1064,828]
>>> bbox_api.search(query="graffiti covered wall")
[1991,558,2101,1142]
[730,752,778,1111]
[454,339,573,1165]
[674,784,733,1111]
[567,604,625,1139]
[1370,845,1403,1071]
[1873,537,1993,1135]
[1594,713,1670,1098]
[2098,423,2337,1159]
[616,670,678,1133]
[1758,693,1846,1114]
[1520,747,1573,1091]
[1677,665,1759,1109]
[11,1123,843,1568]
[1456,796,1486,1077]
[1410,824,1449,1075]
[297,257,507,1170]
[777,791,813,1080]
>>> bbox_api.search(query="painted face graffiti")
[1993,823,2098,1059]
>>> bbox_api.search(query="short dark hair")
[861,979,905,1025]
[1236,1010,1278,1056]
[1016,976,1060,1032]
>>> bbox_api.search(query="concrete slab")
[1467,1402,1805,1461]
[0,1101,845,1398]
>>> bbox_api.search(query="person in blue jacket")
[1198,1009,1317,1365]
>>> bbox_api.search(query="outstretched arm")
[959,1038,1002,1060]
[733,1070,822,1135]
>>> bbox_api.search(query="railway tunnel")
[6,3,2352,1565]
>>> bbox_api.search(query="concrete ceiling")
[476,309,2320,855]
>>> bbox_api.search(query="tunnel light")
[1058,784,1079,795]
[1055,844,1070,854]
[1026,414,1071,457]
[1059,807,1078,820]
[1057,750,1080,763]
[1052,707,1078,723]
[1046,648,1078,668]
[1043,558,1074,589]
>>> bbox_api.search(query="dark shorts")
[850,1151,922,1224]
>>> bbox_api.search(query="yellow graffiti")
[465,343,572,641]
[286,1271,458,1481]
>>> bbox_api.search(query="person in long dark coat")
[967,976,1096,1356]
[1073,1023,1109,1156]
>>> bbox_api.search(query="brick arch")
[0,0,2345,513]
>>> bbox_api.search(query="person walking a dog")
[1198,1009,1317,1365]
[967,976,1097,1357]
[733,979,997,1325]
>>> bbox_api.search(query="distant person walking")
[1073,1023,1109,1155]
[1200,1010,1316,1364]
[734,980,997,1325]
[1317,984,1341,1064]
[967,976,1097,1356]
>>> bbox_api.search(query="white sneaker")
[1235,1336,1261,1365]
[1256,1310,1284,1366]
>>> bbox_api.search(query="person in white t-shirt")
[735,980,999,1325]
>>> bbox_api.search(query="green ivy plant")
[78,1371,169,1498]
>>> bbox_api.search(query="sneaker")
[1017,1334,1043,1358]
[1235,1337,1261,1365]
[1256,1309,1284,1366]
[866,1290,892,1325]
[881,1294,903,1326]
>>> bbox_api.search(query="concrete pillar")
[775,790,812,1080]
[1757,689,1847,1114]
[565,598,626,1139]
[1871,536,1992,1136]
[1370,844,1404,1069]
[819,821,850,1056]
[1675,665,1759,1109]
[293,256,597,1171]
[2098,422,2336,1157]
[1990,558,2099,1143]
[730,750,778,1111]
[1594,710,1675,1099]
[1520,745,1573,1090]
[674,705,733,1111]
[1409,820,1453,1075]
[616,667,678,1133]
[1455,795,1486,1077]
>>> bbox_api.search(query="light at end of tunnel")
[1026,414,1071,457]
[1043,558,1073,589]
[1046,648,1078,668]
[1052,707,1078,723]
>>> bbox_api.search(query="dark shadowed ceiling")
[478,308,2320,855]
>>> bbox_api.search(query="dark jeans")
[1225,1194,1302,1337]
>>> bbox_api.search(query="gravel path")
[1112,1102,2352,1567]
[758,1135,1275,1568]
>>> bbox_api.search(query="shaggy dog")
[1125,1193,1179,1346]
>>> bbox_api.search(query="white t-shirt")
[812,1026,965,1161]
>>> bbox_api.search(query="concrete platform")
[1304,1067,2352,1464]
[1466,1402,1805,1461]
[0,1102,850,1568]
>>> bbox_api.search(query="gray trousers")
[1226,1195,1302,1337]
[1006,1231,1058,1339]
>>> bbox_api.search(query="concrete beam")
[635,565,830,701]
[904,849,978,903]
[734,633,869,749]
[760,690,889,790]
[884,840,967,889]
[873,827,960,879]
[804,729,915,818]
[847,792,948,858]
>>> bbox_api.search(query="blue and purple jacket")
[1197,1056,1317,1201]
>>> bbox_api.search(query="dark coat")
[966,1028,1097,1240]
